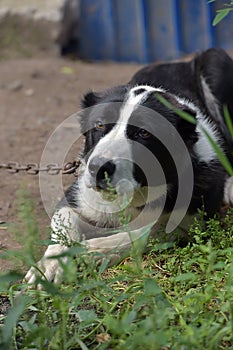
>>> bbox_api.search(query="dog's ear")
[82,91,103,108]
[196,48,233,120]
[82,85,128,108]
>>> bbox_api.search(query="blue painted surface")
[113,0,148,62]
[179,0,215,53]
[145,0,181,61]
[79,0,115,60]
[78,0,233,62]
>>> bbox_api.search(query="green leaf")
[0,272,23,292]
[213,8,232,26]
[144,278,162,297]
[36,279,64,296]
[1,296,31,347]
[77,309,98,324]
[200,126,233,176]
[155,93,196,125]
[122,309,137,326]
[224,104,233,140]
[76,338,89,350]
[174,272,196,282]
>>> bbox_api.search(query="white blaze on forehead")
[115,85,166,136]
[88,85,165,155]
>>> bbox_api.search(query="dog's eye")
[138,128,151,139]
[95,120,105,130]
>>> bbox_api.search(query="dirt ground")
[0,56,141,273]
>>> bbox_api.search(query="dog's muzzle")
[88,156,116,190]
[85,155,138,195]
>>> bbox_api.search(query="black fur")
[73,49,233,222]
[25,49,233,285]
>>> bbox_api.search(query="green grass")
[211,0,233,26]
[1,98,233,349]
[1,190,233,349]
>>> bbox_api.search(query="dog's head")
[78,85,204,209]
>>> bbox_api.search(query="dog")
[25,48,233,285]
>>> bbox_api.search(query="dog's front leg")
[24,244,69,285]
[25,206,79,285]
[85,224,153,266]
[25,204,154,285]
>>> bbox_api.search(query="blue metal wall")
[78,0,233,62]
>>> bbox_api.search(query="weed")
[1,89,233,348]
[1,187,233,349]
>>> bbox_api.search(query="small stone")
[31,70,42,79]
[7,80,23,91]
[25,88,35,97]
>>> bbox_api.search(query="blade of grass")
[1,296,31,347]
[200,126,233,176]
[154,93,196,125]
[213,8,233,26]
[223,104,233,140]
[155,92,233,176]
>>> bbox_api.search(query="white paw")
[224,176,233,205]
[24,244,68,287]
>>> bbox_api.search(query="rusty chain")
[0,160,81,176]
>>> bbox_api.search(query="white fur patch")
[201,76,222,123]
[195,115,222,162]
[51,206,80,243]
[224,176,233,205]
[173,95,223,162]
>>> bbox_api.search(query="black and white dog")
[26,48,233,284]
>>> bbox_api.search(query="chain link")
[0,160,81,176]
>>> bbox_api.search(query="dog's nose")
[88,156,116,189]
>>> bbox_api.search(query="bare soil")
[0,57,141,273]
